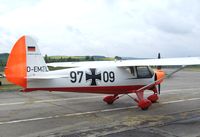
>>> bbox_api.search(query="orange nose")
[155,70,165,85]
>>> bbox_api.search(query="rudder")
[5,35,48,88]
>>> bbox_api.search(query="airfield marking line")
[161,88,200,93]
[63,106,137,117]
[0,106,136,125]
[33,95,104,103]
[0,102,25,106]
[161,97,200,104]
[0,95,104,106]
[0,87,200,107]
[1,97,200,125]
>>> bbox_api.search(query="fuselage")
[26,66,155,94]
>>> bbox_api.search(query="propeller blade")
[158,52,161,59]
[157,53,161,94]
[157,53,161,70]
[158,84,161,94]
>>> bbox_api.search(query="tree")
[90,56,95,61]
[85,56,90,61]
[115,56,122,60]
[44,54,48,62]
[67,57,72,62]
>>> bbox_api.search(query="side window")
[136,66,153,78]
[125,67,136,77]
[129,67,135,77]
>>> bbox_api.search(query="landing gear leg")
[147,86,159,103]
[103,94,119,105]
[135,91,152,110]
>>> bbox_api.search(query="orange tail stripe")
[5,36,27,88]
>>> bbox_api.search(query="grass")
[50,56,85,59]
[49,56,114,61]
[0,84,21,91]
[183,66,200,72]
[49,56,86,61]
[95,57,114,61]
[48,66,68,71]
[184,68,200,72]
[0,78,21,91]
[0,72,21,91]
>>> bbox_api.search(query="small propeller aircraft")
[4,36,200,110]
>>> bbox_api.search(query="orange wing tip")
[5,36,27,88]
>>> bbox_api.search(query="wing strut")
[136,66,186,93]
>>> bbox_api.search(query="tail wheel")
[147,94,159,103]
[138,99,152,110]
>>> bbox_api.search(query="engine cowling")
[155,69,165,85]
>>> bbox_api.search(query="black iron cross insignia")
[86,68,101,86]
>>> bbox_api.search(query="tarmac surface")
[0,70,200,137]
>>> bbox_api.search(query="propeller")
[157,53,161,94]
[157,53,161,70]
[158,82,161,94]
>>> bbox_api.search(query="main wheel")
[103,96,115,105]
[138,99,152,110]
[147,94,159,103]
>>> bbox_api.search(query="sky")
[0,0,200,58]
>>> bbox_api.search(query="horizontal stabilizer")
[27,74,68,80]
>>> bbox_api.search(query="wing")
[116,57,200,67]
[47,57,200,68]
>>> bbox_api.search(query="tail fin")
[5,35,48,88]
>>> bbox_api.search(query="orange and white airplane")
[4,35,200,110]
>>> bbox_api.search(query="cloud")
[0,0,200,58]
[144,1,197,35]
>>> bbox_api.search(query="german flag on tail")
[28,46,36,52]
